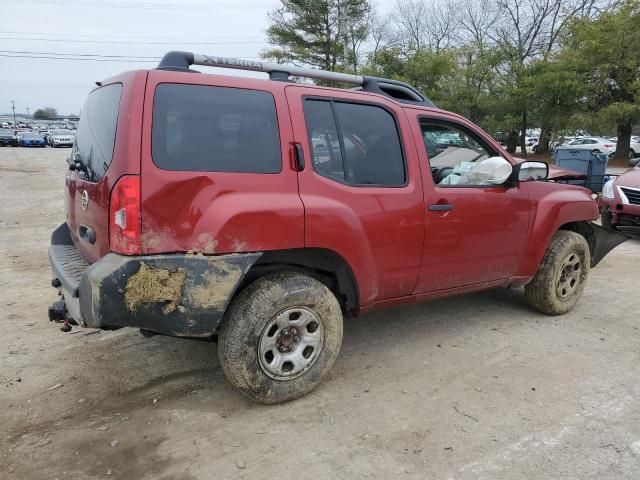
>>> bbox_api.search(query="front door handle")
[428,204,455,212]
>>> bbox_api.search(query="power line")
[0,53,263,62]
[0,36,268,45]
[0,50,160,59]
[0,30,265,40]
[0,0,278,10]
[0,53,157,63]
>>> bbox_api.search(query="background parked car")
[565,137,616,156]
[0,129,18,147]
[17,132,46,147]
[47,129,75,148]
[600,160,640,235]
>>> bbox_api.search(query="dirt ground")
[1,147,639,480]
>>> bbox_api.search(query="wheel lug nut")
[291,328,297,334]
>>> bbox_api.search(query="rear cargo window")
[152,84,281,173]
[74,83,122,181]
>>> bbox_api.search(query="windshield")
[52,129,71,135]
[73,83,122,181]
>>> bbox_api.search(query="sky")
[0,0,393,115]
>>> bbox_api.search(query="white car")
[630,137,640,158]
[565,137,616,156]
[605,136,640,158]
[47,129,75,148]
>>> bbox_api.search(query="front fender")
[515,183,598,280]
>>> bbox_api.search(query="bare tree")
[457,0,498,51]
[426,0,459,52]
[393,0,429,52]
[368,9,399,60]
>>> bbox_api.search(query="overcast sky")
[0,0,393,115]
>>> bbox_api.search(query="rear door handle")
[428,204,455,212]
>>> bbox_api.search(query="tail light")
[109,175,141,255]
[604,144,614,148]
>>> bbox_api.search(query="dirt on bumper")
[75,252,260,337]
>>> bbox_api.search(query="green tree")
[561,0,640,159]
[263,0,371,73]
[33,107,58,120]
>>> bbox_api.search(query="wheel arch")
[558,221,596,262]
[235,248,360,317]
[559,220,630,267]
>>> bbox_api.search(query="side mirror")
[630,157,640,168]
[512,161,549,183]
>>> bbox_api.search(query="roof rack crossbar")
[157,51,435,107]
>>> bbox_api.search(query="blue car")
[18,132,46,147]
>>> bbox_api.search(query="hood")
[614,166,640,187]
[547,165,587,180]
[513,157,587,180]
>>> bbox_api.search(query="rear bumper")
[49,223,260,337]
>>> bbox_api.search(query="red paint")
[139,70,304,255]
[64,67,603,311]
[65,70,146,263]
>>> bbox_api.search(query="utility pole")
[26,107,30,119]
[337,0,349,65]
[10,101,16,126]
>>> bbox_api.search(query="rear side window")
[303,99,405,186]
[74,83,122,181]
[152,84,281,173]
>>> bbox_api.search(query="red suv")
[49,52,628,404]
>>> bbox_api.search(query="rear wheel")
[218,272,343,404]
[524,231,590,315]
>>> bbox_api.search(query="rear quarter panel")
[139,70,304,255]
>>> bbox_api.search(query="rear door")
[140,70,303,254]
[285,86,425,305]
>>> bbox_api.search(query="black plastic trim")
[157,51,195,72]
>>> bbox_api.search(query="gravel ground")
[1,147,639,480]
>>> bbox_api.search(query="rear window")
[152,84,281,173]
[74,83,122,181]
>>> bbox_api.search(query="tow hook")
[48,299,66,322]
[48,298,73,332]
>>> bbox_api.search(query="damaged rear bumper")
[49,223,260,337]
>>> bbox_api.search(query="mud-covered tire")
[524,230,590,315]
[217,272,343,404]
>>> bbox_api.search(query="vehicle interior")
[421,122,496,185]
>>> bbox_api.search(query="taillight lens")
[109,175,141,255]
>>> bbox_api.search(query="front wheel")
[218,272,343,404]
[524,230,590,315]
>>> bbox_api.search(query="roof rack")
[157,51,436,108]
